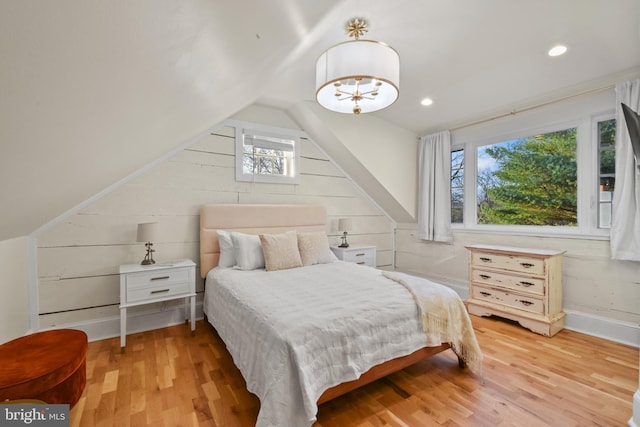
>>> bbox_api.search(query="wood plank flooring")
[70,316,638,426]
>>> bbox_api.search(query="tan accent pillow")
[259,231,303,271]
[297,231,338,266]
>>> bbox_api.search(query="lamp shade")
[338,218,352,232]
[136,222,158,242]
[316,39,399,114]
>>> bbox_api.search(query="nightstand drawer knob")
[518,299,534,307]
[479,274,491,280]
[150,289,170,294]
[479,257,492,263]
[520,262,534,268]
[151,276,170,281]
[519,281,535,287]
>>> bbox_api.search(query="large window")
[476,128,577,226]
[450,114,616,237]
[235,127,300,184]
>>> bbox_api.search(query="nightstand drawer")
[471,269,545,295]
[331,246,376,267]
[343,250,375,265]
[471,252,545,275]
[472,285,544,315]
[125,267,191,290]
[126,280,191,303]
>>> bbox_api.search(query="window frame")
[452,112,614,239]
[234,125,301,185]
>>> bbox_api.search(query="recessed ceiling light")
[421,98,433,106]
[548,45,567,57]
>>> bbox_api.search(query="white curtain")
[417,130,452,242]
[611,78,640,261]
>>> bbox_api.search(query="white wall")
[0,237,30,343]
[305,104,418,219]
[35,105,393,340]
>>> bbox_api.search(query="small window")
[476,128,578,226]
[236,128,300,184]
[451,149,464,223]
[597,119,616,228]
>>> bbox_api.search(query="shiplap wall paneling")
[36,120,393,336]
[395,223,640,328]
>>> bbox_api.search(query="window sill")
[451,225,610,241]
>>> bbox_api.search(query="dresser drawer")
[471,269,545,295]
[471,285,544,315]
[471,252,545,275]
[125,267,191,290]
[126,280,190,303]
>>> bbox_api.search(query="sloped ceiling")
[1,1,639,241]
[0,1,339,241]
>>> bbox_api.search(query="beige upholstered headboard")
[199,204,328,278]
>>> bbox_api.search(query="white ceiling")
[260,0,640,135]
[1,0,639,241]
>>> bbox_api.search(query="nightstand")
[119,259,196,347]
[330,245,376,267]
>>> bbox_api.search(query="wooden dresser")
[465,244,566,336]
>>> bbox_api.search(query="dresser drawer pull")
[150,289,170,294]
[151,276,170,281]
[480,291,492,297]
[355,253,366,257]
[356,261,365,265]
[519,281,535,287]
[479,274,491,280]
[479,257,492,263]
[520,262,534,268]
[517,299,534,306]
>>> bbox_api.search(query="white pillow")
[231,231,265,270]
[260,231,303,271]
[297,231,338,266]
[216,230,236,268]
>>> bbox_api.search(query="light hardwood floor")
[70,316,638,426]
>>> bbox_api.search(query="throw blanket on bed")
[383,271,483,373]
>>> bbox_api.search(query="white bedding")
[204,261,446,427]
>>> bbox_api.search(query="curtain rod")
[449,84,615,132]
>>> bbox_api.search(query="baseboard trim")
[562,309,639,348]
[39,302,205,343]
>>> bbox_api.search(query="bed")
[200,204,481,427]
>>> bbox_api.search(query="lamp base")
[339,233,349,248]
[141,242,155,265]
